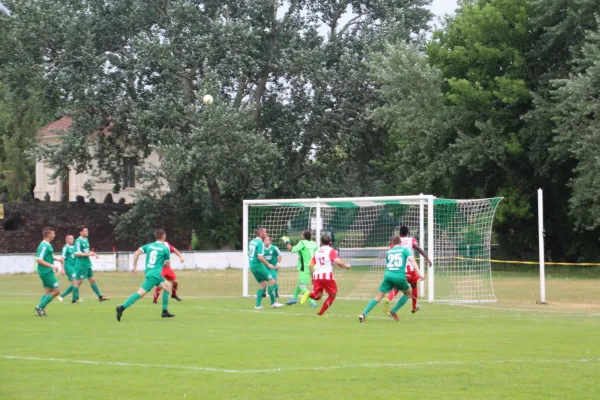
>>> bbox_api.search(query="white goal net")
[243,196,502,302]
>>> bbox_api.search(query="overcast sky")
[430,0,458,18]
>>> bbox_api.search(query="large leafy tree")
[2,0,432,247]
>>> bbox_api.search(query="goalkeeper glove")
[281,236,291,245]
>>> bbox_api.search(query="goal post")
[243,195,502,302]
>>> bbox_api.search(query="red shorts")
[161,267,177,281]
[312,279,338,296]
[406,273,419,286]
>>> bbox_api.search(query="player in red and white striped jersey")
[384,225,432,313]
[153,241,185,303]
[300,234,351,315]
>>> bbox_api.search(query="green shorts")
[378,274,410,293]
[64,265,76,281]
[74,265,94,280]
[39,272,59,289]
[141,274,166,292]
[250,266,274,284]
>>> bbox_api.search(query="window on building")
[123,158,136,188]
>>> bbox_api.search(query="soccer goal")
[243,195,502,303]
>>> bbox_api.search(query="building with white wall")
[34,117,164,203]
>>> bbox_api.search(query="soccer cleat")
[412,304,421,314]
[161,310,175,318]
[171,294,182,302]
[35,306,44,317]
[271,302,283,308]
[152,300,158,304]
[387,311,400,321]
[254,306,264,310]
[99,296,111,302]
[382,298,390,313]
[116,305,124,322]
[358,314,365,323]
[58,296,64,302]
[71,300,79,304]
[309,302,318,308]
[286,299,297,305]
[300,291,311,305]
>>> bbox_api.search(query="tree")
[3,0,432,247]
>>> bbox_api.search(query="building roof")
[37,116,113,140]
[38,117,73,139]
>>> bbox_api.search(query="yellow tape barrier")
[455,256,600,267]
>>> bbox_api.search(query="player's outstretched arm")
[171,247,185,263]
[334,259,351,269]
[132,248,144,275]
[408,256,424,279]
[414,244,432,266]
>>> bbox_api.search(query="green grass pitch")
[0,270,599,399]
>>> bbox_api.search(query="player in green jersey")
[58,234,76,302]
[72,226,110,303]
[34,227,63,316]
[263,236,282,298]
[249,227,283,309]
[358,235,424,323]
[282,230,318,308]
[116,228,175,321]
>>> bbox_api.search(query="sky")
[0,0,11,16]
[430,0,459,19]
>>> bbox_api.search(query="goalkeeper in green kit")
[282,230,318,307]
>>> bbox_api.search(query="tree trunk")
[206,176,224,212]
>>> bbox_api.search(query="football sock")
[153,287,161,302]
[60,286,73,298]
[274,283,279,297]
[162,290,169,311]
[318,296,335,315]
[172,282,178,297]
[412,286,418,309]
[256,289,265,307]
[267,285,276,304]
[292,285,300,300]
[40,294,45,303]
[72,287,80,302]
[122,293,141,309]
[362,299,378,316]
[38,294,54,309]
[387,289,398,301]
[90,283,102,298]
[391,295,410,313]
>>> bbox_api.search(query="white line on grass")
[1,355,598,374]
[445,302,600,316]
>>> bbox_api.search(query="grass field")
[1,270,599,399]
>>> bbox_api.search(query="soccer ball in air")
[203,95,214,105]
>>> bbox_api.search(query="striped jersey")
[310,245,339,280]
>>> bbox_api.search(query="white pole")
[538,189,547,304]
[316,198,321,245]
[242,201,249,297]
[427,197,435,303]
[419,196,425,298]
